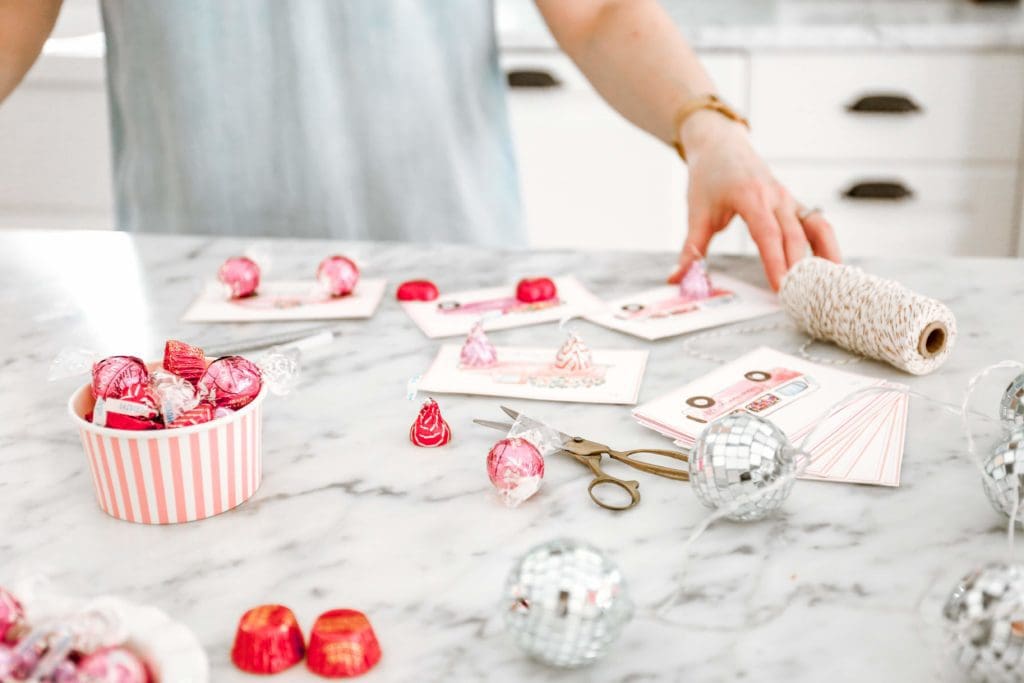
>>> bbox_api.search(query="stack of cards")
[400,275,602,339]
[633,347,908,486]
[584,274,778,341]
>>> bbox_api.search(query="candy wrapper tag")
[254,346,301,396]
[47,348,100,381]
[507,414,563,457]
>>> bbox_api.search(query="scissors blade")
[473,419,513,432]
[500,406,521,421]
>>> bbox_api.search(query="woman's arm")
[0,0,63,104]
[534,0,839,290]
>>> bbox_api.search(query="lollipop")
[218,256,261,299]
[317,255,360,297]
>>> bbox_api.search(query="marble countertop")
[498,0,1024,50]
[2,230,1022,682]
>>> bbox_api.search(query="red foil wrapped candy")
[396,279,439,302]
[515,277,558,304]
[77,647,150,683]
[0,588,24,643]
[168,403,216,429]
[306,609,381,678]
[95,383,162,431]
[218,256,261,299]
[317,255,360,297]
[92,356,149,400]
[197,356,263,410]
[487,437,545,508]
[163,339,207,386]
[409,399,452,447]
[231,604,306,674]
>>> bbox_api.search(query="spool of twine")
[778,257,956,375]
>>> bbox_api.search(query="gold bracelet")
[672,94,750,161]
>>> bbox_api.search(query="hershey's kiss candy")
[689,412,796,522]
[409,398,452,447]
[678,259,713,300]
[1001,373,1024,429]
[554,332,593,372]
[943,563,1024,682]
[503,538,633,668]
[460,321,498,368]
[317,255,360,297]
[982,426,1024,525]
[218,256,261,299]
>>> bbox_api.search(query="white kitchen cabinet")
[503,50,749,253]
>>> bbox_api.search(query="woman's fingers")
[801,211,842,262]
[775,203,810,268]
[738,199,788,291]
[668,212,714,284]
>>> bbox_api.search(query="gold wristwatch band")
[672,94,750,162]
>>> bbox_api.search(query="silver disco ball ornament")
[1002,373,1024,429]
[982,427,1024,525]
[943,563,1024,682]
[502,538,633,668]
[689,412,797,522]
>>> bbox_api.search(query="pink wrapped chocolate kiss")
[218,256,261,299]
[317,255,360,297]
[460,322,497,368]
[197,356,263,410]
[554,331,593,371]
[487,437,545,508]
[410,399,452,447]
[678,259,713,301]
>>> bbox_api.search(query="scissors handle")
[588,476,641,511]
[608,449,690,482]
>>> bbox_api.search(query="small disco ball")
[943,563,1024,682]
[688,412,797,522]
[502,538,633,668]
[1001,373,1024,429]
[982,427,1024,525]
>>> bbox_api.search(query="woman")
[0,0,839,290]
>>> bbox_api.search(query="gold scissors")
[473,406,689,511]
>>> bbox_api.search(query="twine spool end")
[918,321,948,359]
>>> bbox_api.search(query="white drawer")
[750,53,1024,162]
[771,162,1018,257]
[504,50,748,252]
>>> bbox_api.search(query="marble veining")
[1,230,1023,681]
[498,0,1024,50]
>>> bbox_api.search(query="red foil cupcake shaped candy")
[396,279,439,302]
[197,356,263,411]
[306,609,382,678]
[317,255,360,297]
[218,256,261,299]
[409,399,452,447]
[459,322,498,368]
[515,277,558,303]
[163,339,207,386]
[231,604,306,674]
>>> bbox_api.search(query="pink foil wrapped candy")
[197,356,263,410]
[218,256,261,299]
[678,259,713,301]
[0,588,24,643]
[460,322,498,368]
[78,647,150,683]
[317,255,360,297]
[554,332,593,371]
[487,437,545,508]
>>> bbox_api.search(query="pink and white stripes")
[73,389,265,524]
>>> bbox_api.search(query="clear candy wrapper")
[149,370,199,425]
[253,346,301,397]
[507,413,564,458]
[48,348,101,383]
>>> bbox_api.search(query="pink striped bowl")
[68,377,267,524]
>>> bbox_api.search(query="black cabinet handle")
[842,181,914,201]
[846,94,922,114]
[506,69,561,89]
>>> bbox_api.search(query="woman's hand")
[667,111,841,291]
